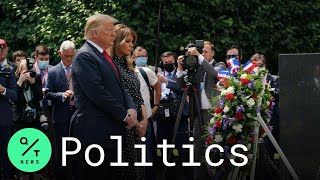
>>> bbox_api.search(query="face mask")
[38,60,49,70]
[163,63,175,72]
[135,57,147,67]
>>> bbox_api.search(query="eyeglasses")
[227,54,239,59]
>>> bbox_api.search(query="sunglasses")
[227,54,239,59]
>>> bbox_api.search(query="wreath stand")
[226,74,300,180]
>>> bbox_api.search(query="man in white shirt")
[133,46,161,180]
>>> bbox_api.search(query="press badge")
[165,108,170,117]
[200,82,205,90]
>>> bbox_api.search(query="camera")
[181,40,204,68]
[180,40,204,84]
[0,64,11,78]
[24,105,38,122]
[26,58,37,78]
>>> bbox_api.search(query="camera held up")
[26,57,37,78]
[180,40,204,84]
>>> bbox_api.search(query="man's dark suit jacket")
[46,62,73,124]
[0,66,17,127]
[71,41,135,147]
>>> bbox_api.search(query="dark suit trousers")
[70,122,122,180]
[53,107,75,180]
[0,127,13,180]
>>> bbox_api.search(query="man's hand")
[177,55,184,71]
[156,74,168,84]
[63,90,74,99]
[187,47,200,56]
[125,109,138,129]
[0,84,5,93]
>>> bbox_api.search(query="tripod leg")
[168,88,189,159]
[256,113,300,180]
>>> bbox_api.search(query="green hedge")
[1,0,319,74]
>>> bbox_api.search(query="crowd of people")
[0,13,279,180]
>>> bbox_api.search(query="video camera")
[180,40,204,84]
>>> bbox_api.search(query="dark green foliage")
[1,0,319,73]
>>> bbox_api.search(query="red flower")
[227,136,237,145]
[235,112,244,121]
[226,94,235,100]
[206,137,213,144]
[215,120,222,128]
[241,78,250,85]
[223,81,229,86]
[252,93,258,100]
[215,107,223,114]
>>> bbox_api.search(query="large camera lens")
[39,115,49,131]
[185,55,198,68]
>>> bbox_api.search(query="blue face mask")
[38,60,49,70]
[135,57,147,67]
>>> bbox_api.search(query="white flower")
[221,90,227,95]
[209,117,215,124]
[223,106,230,113]
[246,98,255,107]
[226,86,235,94]
[240,74,248,79]
[222,115,227,118]
[214,134,223,143]
[213,113,220,117]
[232,124,243,133]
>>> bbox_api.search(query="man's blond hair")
[84,13,118,39]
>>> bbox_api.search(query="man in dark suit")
[176,42,226,180]
[0,39,16,68]
[46,40,76,180]
[0,43,18,180]
[70,14,138,180]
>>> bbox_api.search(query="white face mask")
[38,60,49,69]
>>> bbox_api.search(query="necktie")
[102,50,120,78]
[166,73,172,79]
[66,67,75,106]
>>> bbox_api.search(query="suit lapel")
[58,63,69,89]
[85,42,122,86]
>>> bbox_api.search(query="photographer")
[0,43,18,180]
[13,59,46,179]
[176,42,226,180]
